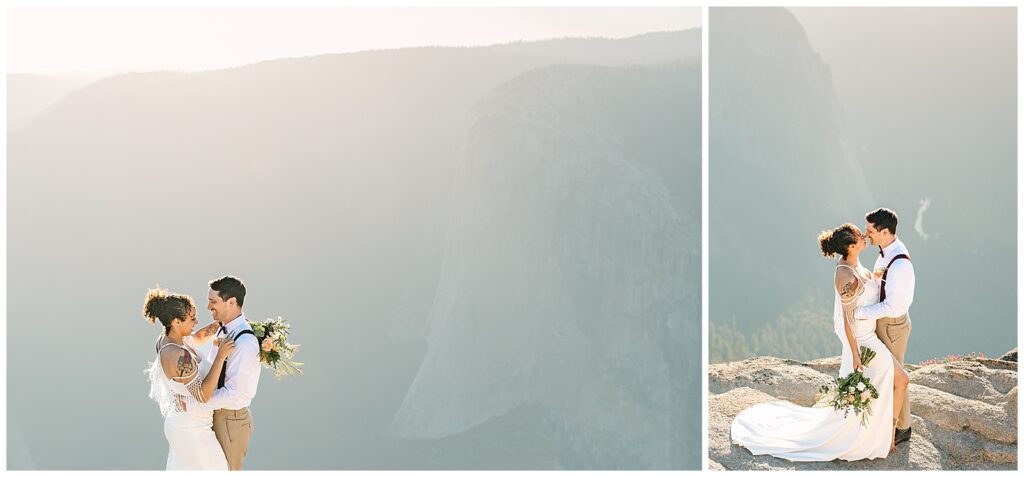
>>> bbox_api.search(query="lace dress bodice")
[146,337,211,416]
[833,263,881,340]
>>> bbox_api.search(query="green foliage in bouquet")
[817,346,880,426]
[249,317,303,379]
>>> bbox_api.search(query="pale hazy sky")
[7,7,701,74]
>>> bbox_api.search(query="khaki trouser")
[213,408,253,470]
[876,315,911,429]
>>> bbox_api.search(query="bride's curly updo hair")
[143,287,195,335]
[818,223,862,259]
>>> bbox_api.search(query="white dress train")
[146,337,230,470]
[730,263,896,461]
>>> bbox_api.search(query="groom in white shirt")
[205,275,261,470]
[855,208,914,446]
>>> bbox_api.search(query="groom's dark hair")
[210,275,246,307]
[865,208,898,235]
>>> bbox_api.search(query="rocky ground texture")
[709,348,1018,470]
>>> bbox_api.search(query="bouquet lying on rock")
[249,317,303,379]
[817,346,880,426]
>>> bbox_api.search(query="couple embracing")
[732,208,916,461]
[143,276,260,470]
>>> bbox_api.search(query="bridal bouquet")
[817,346,880,426]
[249,317,304,379]
[872,266,887,280]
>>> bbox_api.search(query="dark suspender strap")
[235,329,256,339]
[879,254,911,302]
[218,329,257,389]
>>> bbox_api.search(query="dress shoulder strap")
[157,342,183,352]
[834,264,863,282]
[157,341,198,355]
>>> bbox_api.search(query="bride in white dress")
[143,288,235,470]
[731,223,910,461]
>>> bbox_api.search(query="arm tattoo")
[840,279,859,299]
[176,351,196,377]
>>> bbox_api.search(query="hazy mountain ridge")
[7,32,700,469]
[10,30,697,137]
[9,31,699,286]
[487,29,700,65]
[7,73,107,131]
[710,292,837,363]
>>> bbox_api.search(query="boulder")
[998,348,1017,362]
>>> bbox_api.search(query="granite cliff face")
[709,350,1018,470]
[709,7,875,361]
[389,62,701,469]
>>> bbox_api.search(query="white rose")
[856,382,866,391]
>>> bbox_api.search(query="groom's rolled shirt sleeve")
[856,260,915,321]
[205,335,260,410]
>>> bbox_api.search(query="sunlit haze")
[8,7,700,74]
